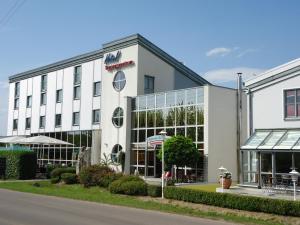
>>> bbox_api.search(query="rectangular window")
[27,96,32,108]
[40,93,47,105]
[73,86,81,100]
[13,119,18,130]
[93,109,100,124]
[144,75,155,94]
[284,89,300,118]
[74,66,81,85]
[41,75,47,91]
[25,117,31,129]
[73,112,80,126]
[14,98,19,109]
[93,82,101,96]
[56,89,63,103]
[39,116,45,128]
[15,82,20,97]
[55,114,62,127]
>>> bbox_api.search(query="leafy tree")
[157,135,200,170]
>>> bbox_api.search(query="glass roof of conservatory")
[241,129,300,150]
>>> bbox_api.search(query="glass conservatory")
[241,129,300,187]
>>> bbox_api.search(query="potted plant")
[219,171,232,189]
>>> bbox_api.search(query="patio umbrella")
[0,136,27,144]
[16,135,73,146]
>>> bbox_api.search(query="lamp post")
[159,130,167,199]
[289,169,299,201]
[219,166,227,193]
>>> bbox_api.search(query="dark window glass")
[55,114,62,127]
[197,106,204,125]
[27,96,32,108]
[113,71,126,91]
[93,109,100,124]
[39,116,45,128]
[176,128,185,136]
[276,152,293,173]
[176,107,185,126]
[87,131,92,147]
[155,109,164,127]
[131,130,138,142]
[144,75,154,94]
[166,128,175,137]
[74,131,81,147]
[25,118,31,129]
[73,112,80,126]
[165,108,175,127]
[41,75,47,91]
[197,127,204,142]
[74,66,81,85]
[56,89,62,103]
[187,106,196,125]
[93,82,101,96]
[284,89,300,118]
[73,86,81,100]
[132,112,138,128]
[15,82,20,97]
[111,144,122,163]
[81,131,87,148]
[139,111,146,128]
[261,153,272,173]
[61,132,68,142]
[112,107,124,128]
[14,98,19,109]
[40,93,46,105]
[147,110,155,127]
[187,127,196,142]
[13,119,18,130]
[138,129,146,142]
[146,129,154,139]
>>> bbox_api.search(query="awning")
[0,136,27,144]
[241,129,300,151]
[17,135,73,146]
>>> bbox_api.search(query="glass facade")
[131,87,205,180]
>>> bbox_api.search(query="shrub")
[0,150,36,179]
[50,176,60,184]
[50,167,76,179]
[147,185,162,197]
[78,165,114,188]
[61,173,78,184]
[45,164,60,179]
[109,175,147,196]
[98,173,123,188]
[164,186,300,217]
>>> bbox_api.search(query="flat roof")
[9,33,210,85]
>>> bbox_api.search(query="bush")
[98,173,123,188]
[0,150,36,179]
[45,164,60,179]
[109,175,147,196]
[78,165,114,188]
[164,187,300,217]
[50,167,76,179]
[147,185,162,197]
[61,173,78,184]
[50,176,60,184]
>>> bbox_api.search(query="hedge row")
[0,150,36,179]
[164,186,300,217]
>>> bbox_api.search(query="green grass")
[0,181,288,225]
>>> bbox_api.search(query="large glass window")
[276,152,292,173]
[39,116,45,128]
[284,89,300,118]
[93,82,101,96]
[93,109,100,124]
[113,71,126,91]
[55,114,62,127]
[25,117,31,129]
[111,144,122,163]
[144,75,154,94]
[27,96,32,108]
[56,90,62,103]
[112,107,124,127]
[73,112,80,126]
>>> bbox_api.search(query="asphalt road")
[0,189,235,225]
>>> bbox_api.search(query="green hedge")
[50,167,76,179]
[0,150,36,179]
[164,186,300,217]
[109,175,147,196]
[147,185,162,197]
[61,173,78,184]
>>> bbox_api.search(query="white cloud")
[206,47,233,57]
[203,67,265,84]
[0,81,8,89]
[237,49,259,58]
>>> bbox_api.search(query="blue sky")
[0,0,300,135]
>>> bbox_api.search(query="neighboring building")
[242,58,300,187]
[7,34,243,182]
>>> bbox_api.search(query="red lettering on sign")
[105,60,134,71]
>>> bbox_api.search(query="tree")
[157,135,200,171]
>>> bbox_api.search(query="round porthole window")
[112,71,126,91]
[112,107,124,128]
[111,144,122,163]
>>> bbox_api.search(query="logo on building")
[104,51,121,65]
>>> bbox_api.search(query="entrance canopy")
[0,136,26,144]
[0,135,74,146]
[241,129,300,151]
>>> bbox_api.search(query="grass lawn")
[0,181,291,225]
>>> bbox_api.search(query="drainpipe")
[237,73,243,184]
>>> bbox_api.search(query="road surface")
[0,189,235,225]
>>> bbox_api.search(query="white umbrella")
[0,136,27,144]
[17,135,73,146]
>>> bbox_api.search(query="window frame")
[73,112,80,126]
[92,109,100,124]
[39,116,45,129]
[56,89,63,103]
[55,114,62,127]
[112,71,126,92]
[25,117,31,130]
[26,95,32,108]
[284,88,300,120]
[40,92,47,105]
[73,86,81,100]
[13,119,18,130]
[112,107,124,128]
[93,81,101,97]
[41,75,47,91]
[74,66,82,85]
[144,75,155,94]
[14,98,19,110]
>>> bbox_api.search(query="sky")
[0,0,300,135]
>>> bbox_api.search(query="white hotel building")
[7,34,245,182]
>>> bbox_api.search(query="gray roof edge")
[9,49,104,82]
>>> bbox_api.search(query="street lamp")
[219,166,227,193]
[159,130,167,199]
[289,169,299,201]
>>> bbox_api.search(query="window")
[93,109,100,124]
[25,118,31,129]
[74,66,81,85]
[40,93,47,105]
[144,75,154,94]
[27,96,32,108]
[41,75,47,91]
[112,107,124,127]
[73,112,80,126]
[39,116,45,128]
[55,114,62,127]
[112,71,126,91]
[73,86,81,100]
[15,82,20,97]
[56,89,62,103]
[93,82,101,96]
[284,89,300,118]
[13,119,18,130]
[111,144,122,163]
[14,98,19,109]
